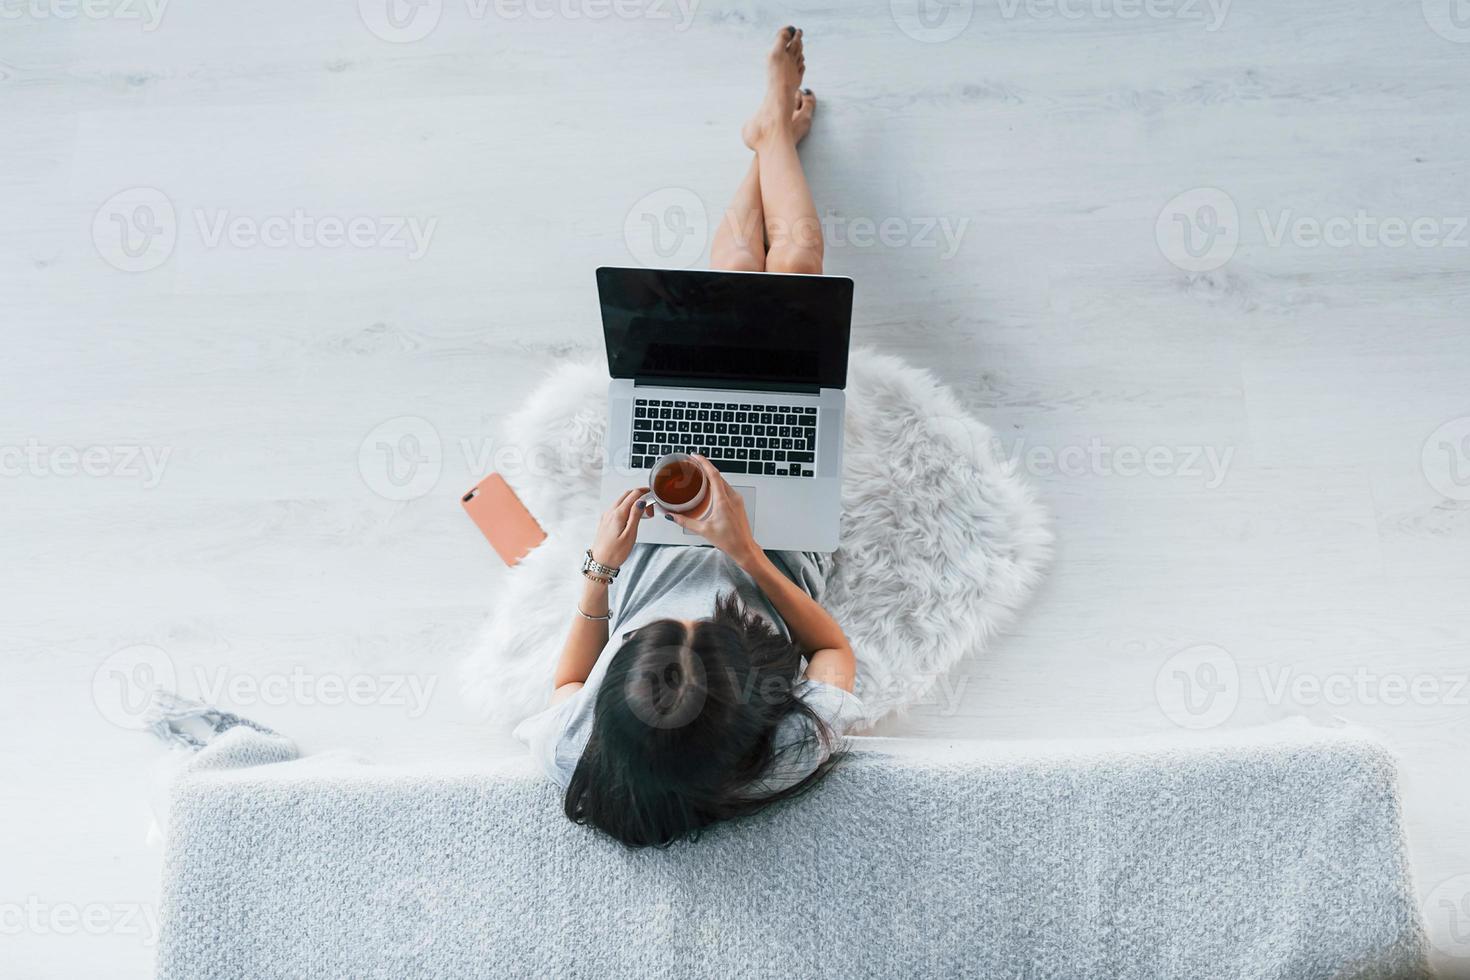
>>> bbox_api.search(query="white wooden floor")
[4,1,1469,975]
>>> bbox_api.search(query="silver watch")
[581,549,620,583]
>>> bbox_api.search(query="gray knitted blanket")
[156,720,1429,979]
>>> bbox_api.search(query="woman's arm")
[549,576,610,703]
[735,549,855,692]
[549,487,653,703]
[669,457,856,693]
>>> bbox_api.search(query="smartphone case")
[461,473,546,566]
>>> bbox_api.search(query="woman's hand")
[591,486,653,569]
[667,456,759,563]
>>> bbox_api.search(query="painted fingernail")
[664,515,673,521]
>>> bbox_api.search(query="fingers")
[622,498,653,534]
[613,486,648,516]
[611,487,638,512]
[691,455,729,501]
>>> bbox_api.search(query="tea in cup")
[648,453,708,514]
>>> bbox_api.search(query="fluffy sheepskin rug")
[460,349,1052,729]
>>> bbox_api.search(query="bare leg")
[741,27,824,276]
[710,157,766,272]
[711,28,819,273]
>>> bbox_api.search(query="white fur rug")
[460,349,1052,728]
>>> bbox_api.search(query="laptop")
[596,266,854,552]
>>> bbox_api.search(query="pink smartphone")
[461,474,546,566]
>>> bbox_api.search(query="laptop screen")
[597,267,853,390]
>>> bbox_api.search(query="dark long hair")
[563,592,841,848]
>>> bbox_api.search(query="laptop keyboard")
[629,396,818,478]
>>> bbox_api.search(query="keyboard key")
[762,449,774,461]
[764,462,777,475]
[802,467,814,477]
[712,458,747,475]
[790,451,814,464]
[634,407,647,418]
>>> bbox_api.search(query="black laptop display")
[596,267,853,392]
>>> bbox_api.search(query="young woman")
[514,27,863,848]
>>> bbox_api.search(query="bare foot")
[792,88,816,144]
[742,26,805,150]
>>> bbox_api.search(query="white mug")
[647,453,709,515]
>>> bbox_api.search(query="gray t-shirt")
[513,543,865,795]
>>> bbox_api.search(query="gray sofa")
[156,720,1430,979]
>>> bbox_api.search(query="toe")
[789,28,804,56]
[772,26,794,56]
[799,89,816,114]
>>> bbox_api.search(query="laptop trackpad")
[683,485,755,536]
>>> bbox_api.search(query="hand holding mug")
[666,455,758,561]
[591,486,653,568]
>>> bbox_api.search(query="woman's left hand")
[590,487,653,570]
